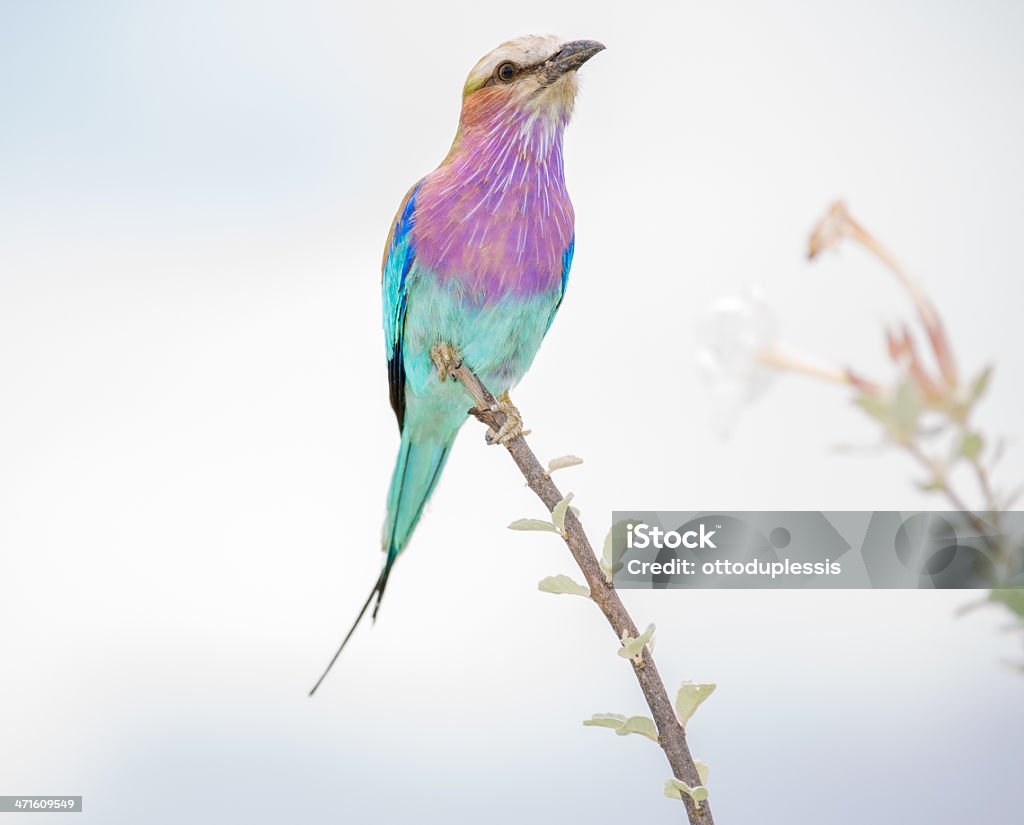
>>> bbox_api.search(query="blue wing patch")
[382,181,422,431]
[545,235,575,333]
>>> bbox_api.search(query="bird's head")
[457,35,605,134]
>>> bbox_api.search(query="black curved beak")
[542,39,606,82]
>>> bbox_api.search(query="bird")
[310,35,604,694]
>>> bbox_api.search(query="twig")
[843,208,954,388]
[904,403,1014,576]
[814,201,958,388]
[447,359,715,825]
[758,345,883,396]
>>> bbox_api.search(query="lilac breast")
[412,115,574,301]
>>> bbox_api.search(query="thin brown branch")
[904,441,1012,571]
[446,359,714,825]
[906,441,974,514]
[970,456,997,511]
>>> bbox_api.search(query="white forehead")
[464,34,565,89]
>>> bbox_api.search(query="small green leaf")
[664,778,709,804]
[854,393,890,423]
[548,454,584,473]
[600,522,629,583]
[552,493,575,533]
[958,432,983,460]
[989,588,1024,620]
[600,528,615,582]
[618,715,659,742]
[583,712,628,730]
[508,518,558,533]
[694,759,710,785]
[968,365,993,403]
[890,379,921,440]
[675,681,717,727]
[538,574,590,597]
[619,623,655,660]
[583,713,657,743]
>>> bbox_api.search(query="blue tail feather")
[309,432,451,695]
[383,433,451,565]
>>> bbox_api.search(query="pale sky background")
[2,1,1023,823]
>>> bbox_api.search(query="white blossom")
[695,285,780,436]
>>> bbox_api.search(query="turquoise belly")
[400,273,560,440]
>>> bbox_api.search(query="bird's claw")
[430,342,463,382]
[485,394,524,445]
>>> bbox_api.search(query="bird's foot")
[430,342,463,382]
[485,392,526,445]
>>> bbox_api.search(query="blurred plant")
[695,285,780,436]
[697,282,883,438]
[699,201,1024,661]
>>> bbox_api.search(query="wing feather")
[545,235,575,333]
[381,181,423,431]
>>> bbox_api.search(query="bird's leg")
[429,345,524,444]
[429,341,463,382]
[485,391,525,445]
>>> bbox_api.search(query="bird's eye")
[496,62,516,82]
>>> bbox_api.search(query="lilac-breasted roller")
[311,35,603,693]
